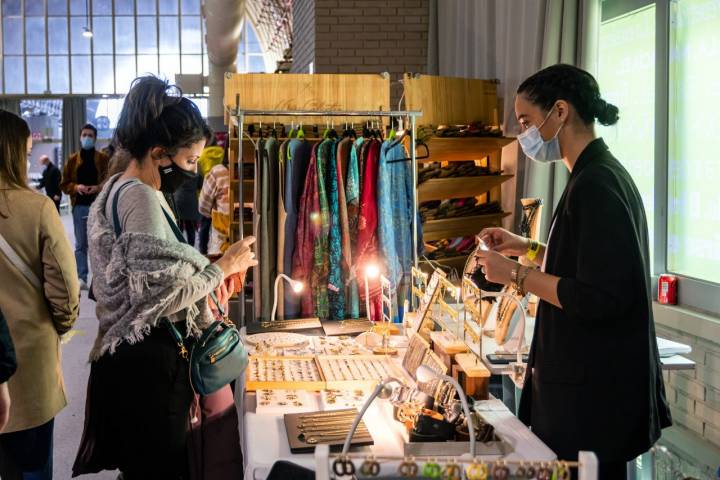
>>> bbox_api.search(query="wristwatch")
[526,239,541,261]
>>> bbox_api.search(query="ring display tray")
[317,355,407,390]
[246,356,326,391]
[284,408,374,454]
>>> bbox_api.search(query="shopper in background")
[60,123,110,290]
[474,64,670,480]
[0,109,80,480]
[198,148,230,255]
[197,138,225,254]
[173,173,203,248]
[0,309,17,434]
[36,155,62,212]
[73,76,255,479]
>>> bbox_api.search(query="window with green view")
[667,0,720,284]
[597,3,656,269]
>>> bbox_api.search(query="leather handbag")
[111,180,248,395]
[164,316,248,396]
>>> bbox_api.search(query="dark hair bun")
[595,99,619,126]
[518,64,621,127]
[114,75,207,160]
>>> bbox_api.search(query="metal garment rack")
[227,109,423,327]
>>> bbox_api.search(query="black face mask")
[158,157,197,194]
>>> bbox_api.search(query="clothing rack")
[226,108,423,327]
[313,445,600,480]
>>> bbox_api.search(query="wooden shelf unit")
[420,137,515,163]
[418,174,513,203]
[404,74,517,267]
[422,212,511,242]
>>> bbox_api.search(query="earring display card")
[417,350,449,399]
[283,408,374,453]
[402,334,431,381]
[410,269,446,337]
[256,389,320,414]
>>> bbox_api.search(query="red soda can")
[658,274,678,305]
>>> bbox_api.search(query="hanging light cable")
[82,0,93,38]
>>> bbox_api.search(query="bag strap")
[111,180,137,238]
[0,232,42,290]
[197,320,224,347]
[111,180,186,245]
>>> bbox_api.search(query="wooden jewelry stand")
[519,197,543,317]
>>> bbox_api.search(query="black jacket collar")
[569,137,608,179]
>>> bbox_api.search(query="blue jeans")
[73,205,90,282]
[0,419,54,479]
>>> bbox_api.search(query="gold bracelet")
[517,266,532,296]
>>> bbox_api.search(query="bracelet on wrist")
[517,266,532,296]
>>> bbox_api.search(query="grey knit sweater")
[87,174,223,360]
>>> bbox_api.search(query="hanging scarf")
[356,139,382,321]
[311,140,331,319]
[326,138,345,320]
[337,138,360,318]
[292,143,321,317]
[378,139,413,322]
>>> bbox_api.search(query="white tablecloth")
[239,386,555,480]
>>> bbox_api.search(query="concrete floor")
[54,213,118,479]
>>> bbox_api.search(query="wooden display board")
[224,73,391,126]
[403,74,499,127]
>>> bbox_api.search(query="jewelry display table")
[236,335,555,480]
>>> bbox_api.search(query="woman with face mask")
[72,76,256,479]
[473,64,671,479]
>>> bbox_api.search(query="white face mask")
[517,105,564,163]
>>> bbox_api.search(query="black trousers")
[73,325,193,479]
[199,216,212,254]
[179,220,198,249]
[0,418,54,480]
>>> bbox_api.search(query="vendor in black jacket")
[475,64,671,479]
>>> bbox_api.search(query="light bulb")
[365,263,380,279]
[291,280,304,293]
[82,26,93,38]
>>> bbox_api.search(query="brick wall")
[292,0,316,73]
[656,321,720,450]
[293,0,429,105]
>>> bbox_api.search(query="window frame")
[599,0,720,315]
[0,0,208,95]
[651,0,720,315]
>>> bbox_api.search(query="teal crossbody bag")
[112,181,248,395]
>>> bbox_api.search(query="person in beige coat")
[0,110,80,479]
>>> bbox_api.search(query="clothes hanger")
[297,123,305,139]
[386,141,430,163]
[363,121,371,139]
